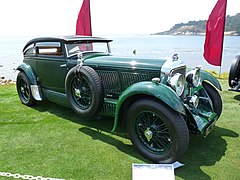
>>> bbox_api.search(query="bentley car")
[229,55,240,92]
[16,36,223,163]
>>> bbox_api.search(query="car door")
[36,42,67,93]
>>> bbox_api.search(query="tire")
[202,82,222,117]
[65,65,103,118]
[16,72,37,106]
[228,55,240,88]
[126,99,189,163]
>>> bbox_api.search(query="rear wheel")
[229,55,240,88]
[126,99,189,163]
[16,72,36,106]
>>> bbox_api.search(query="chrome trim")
[186,66,201,87]
[169,73,185,96]
[107,42,111,54]
[189,95,199,108]
[152,77,161,84]
[60,64,67,67]
[161,57,186,75]
[30,85,42,101]
[36,42,61,47]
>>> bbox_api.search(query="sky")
[0,0,239,37]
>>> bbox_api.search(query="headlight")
[169,73,185,96]
[186,67,201,87]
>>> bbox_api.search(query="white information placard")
[132,164,175,180]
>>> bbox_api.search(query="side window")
[36,42,63,57]
[38,47,63,56]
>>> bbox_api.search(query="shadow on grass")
[32,100,149,162]
[33,100,115,131]
[176,126,239,180]
[78,127,149,162]
[32,101,239,179]
[234,94,240,101]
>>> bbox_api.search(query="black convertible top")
[23,35,112,52]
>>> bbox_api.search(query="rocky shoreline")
[0,77,16,85]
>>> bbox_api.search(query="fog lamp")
[189,94,199,108]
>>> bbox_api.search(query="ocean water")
[0,35,240,80]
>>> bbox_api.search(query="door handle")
[60,64,66,67]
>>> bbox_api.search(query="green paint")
[16,63,37,85]
[112,81,185,132]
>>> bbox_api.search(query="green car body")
[16,36,222,163]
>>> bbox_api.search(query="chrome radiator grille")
[96,70,121,94]
[121,72,150,89]
[101,102,116,116]
[97,70,159,96]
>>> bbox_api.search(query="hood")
[84,54,167,71]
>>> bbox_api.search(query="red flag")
[203,0,227,66]
[76,0,92,36]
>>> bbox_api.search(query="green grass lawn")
[0,80,239,180]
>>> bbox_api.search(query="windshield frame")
[65,41,111,57]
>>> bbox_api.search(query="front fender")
[112,81,185,132]
[17,63,37,85]
[200,70,222,91]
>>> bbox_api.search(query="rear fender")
[17,63,37,85]
[112,81,185,132]
[17,63,42,101]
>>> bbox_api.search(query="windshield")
[66,41,110,57]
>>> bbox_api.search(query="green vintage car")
[16,36,222,163]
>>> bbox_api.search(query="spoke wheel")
[16,72,36,106]
[71,76,92,110]
[136,112,172,154]
[65,65,103,118]
[126,98,189,163]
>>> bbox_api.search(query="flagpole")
[220,0,227,79]
[219,66,222,78]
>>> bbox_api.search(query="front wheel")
[126,99,189,163]
[202,82,222,117]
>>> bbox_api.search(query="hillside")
[154,13,240,36]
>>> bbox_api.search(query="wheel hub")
[144,128,153,142]
[21,86,25,93]
[74,88,81,98]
